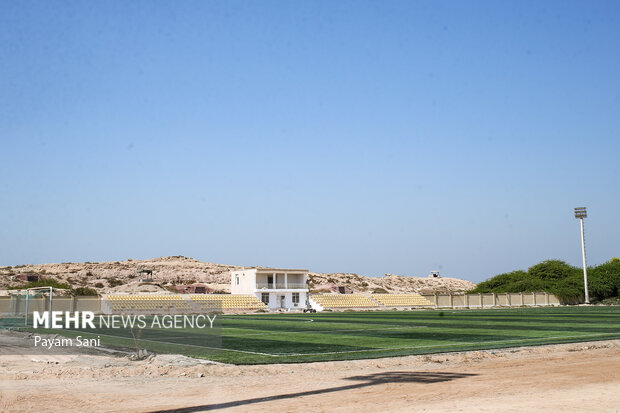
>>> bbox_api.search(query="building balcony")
[255,282,307,290]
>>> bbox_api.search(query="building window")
[261,293,269,304]
[292,293,299,304]
[236,276,239,285]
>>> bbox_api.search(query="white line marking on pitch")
[63,330,620,358]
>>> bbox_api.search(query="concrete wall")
[231,269,257,294]
[422,292,561,308]
[75,296,102,312]
[52,297,74,312]
[0,296,11,313]
[255,291,307,310]
[0,296,103,314]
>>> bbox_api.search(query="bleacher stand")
[106,295,192,313]
[190,294,267,311]
[371,294,434,307]
[105,294,267,313]
[311,294,378,308]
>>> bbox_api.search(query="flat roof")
[246,267,309,272]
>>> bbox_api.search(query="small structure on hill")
[16,273,46,283]
[429,271,441,278]
[138,269,154,282]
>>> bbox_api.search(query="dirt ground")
[1,336,618,412]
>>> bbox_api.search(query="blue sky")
[1,1,619,282]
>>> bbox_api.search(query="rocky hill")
[308,272,476,294]
[0,256,475,294]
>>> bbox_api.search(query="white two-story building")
[230,268,309,310]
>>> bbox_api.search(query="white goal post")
[24,287,53,327]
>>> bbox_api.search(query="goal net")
[0,287,53,328]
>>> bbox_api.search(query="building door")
[279,295,285,308]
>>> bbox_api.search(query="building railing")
[255,282,307,290]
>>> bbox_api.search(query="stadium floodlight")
[574,207,589,304]
[574,207,587,219]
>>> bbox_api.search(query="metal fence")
[421,292,560,308]
[0,292,562,316]
[0,296,102,314]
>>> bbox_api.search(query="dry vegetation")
[0,256,475,295]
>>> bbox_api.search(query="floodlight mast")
[574,207,589,304]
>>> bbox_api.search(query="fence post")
[434,293,438,308]
[450,294,454,308]
[532,292,536,306]
[520,292,524,306]
[466,294,469,308]
[479,293,483,308]
[545,292,549,306]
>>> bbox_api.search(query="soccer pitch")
[52,306,620,364]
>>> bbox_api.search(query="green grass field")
[45,306,620,364]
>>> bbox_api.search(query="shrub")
[528,260,580,280]
[470,258,620,304]
[71,287,99,296]
[106,277,124,287]
[372,287,388,294]
[8,278,72,290]
[94,282,104,288]
[589,259,620,300]
[471,270,533,293]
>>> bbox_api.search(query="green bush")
[589,259,620,300]
[470,259,620,304]
[528,260,580,280]
[8,278,72,290]
[71,287,99,296]
[471,270,546,294]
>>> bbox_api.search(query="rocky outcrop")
[0,256,476,294]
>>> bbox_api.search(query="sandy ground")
[1,336,619,412]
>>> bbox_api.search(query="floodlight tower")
[574,207,589,304]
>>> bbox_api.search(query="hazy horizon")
[2,1,619,283]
